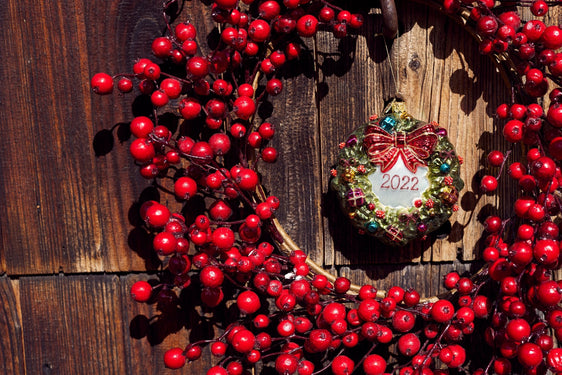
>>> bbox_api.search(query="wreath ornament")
[91,0,562,374]
[331,101,464,246]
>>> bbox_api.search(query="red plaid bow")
[363,123,438,173]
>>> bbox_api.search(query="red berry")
[236,168,259,191]
[91,72,114,94]
[518,342,543,368]
[200,265,224,288]
[547,348,562,371]
[174,177,197,200]
[431,299,455,323]
[190,141,214,164]
[164,347,186,369]
[319,6,335,22]
[363,354,386,375]
[548,103,562,127]
[542,26,562,50]
[153,231,177,255]
[209,133,231,156]
[210,341,227,357]
[143,62,161,80]
[233,96,256,120]
[187,56,209,78]
[130,280,152,302]
[523,20,546,42]
[397,333,421,356]
[503,120,524,142]
[275,353,298,374]
[331,355,354,375]
[179,97,201,119]
[506,318,531,341]
[248,20,271,42]
[392,310,415,332]
[532,156,556,180]
[537,280,562,306]
[534,239,560,265]
[186,345,202,361]
[480,175,498,193]
[152,37,172,58]
[266,78,283,95]
[443,272,460,289]
[487,150,504,167]
[143,202,170,227]
[477,16,498,37]
[130,116,154,138]
[175,22,197,41]
[296,15,318,37]
[117,77,133,93]
[211,227,235,249]
[258,1,280,20]
[160,78,182,99]
[237,290,261,314]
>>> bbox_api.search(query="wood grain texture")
[19,275,128,374]
[259,38,324,262]
[0,0,164,275]
[0,277,25,375]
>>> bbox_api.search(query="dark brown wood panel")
[0,0,167,275]
[19,275,128,374]
[0,277,25,375]
[259,38,324,262]
[121,274,218,375]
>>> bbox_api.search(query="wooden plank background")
[1,0,560,373]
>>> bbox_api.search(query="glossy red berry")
[237,290,261,314]
[331,355,354,375]
[397,333,421,356]
[175,22,196,41]
[506,318,531,341]
[487,150,504,167]
[296,15,318,37]
[91,72,114,94]
[200,265,224,288]
[248,20,271,42]
[174,177,198,200]
[233,96,256,120]
[164,348,186,369]
[431,299,455,323]
[503,120,524,142]
[480,175,498,193]
[187,56,209,78]
[275,353,298,374]
[130,280,152,302]
[117,77,133,93]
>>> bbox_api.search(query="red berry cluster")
[444,1,562,374]
[93,0,562,374]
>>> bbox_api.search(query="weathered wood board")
[1,0,561,373]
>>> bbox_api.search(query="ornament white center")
[368,156,430,208]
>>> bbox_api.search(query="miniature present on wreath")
[331,101,464,246]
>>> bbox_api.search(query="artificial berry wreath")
[91,0,562,374]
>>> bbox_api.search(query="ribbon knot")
[363,123,438,173]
